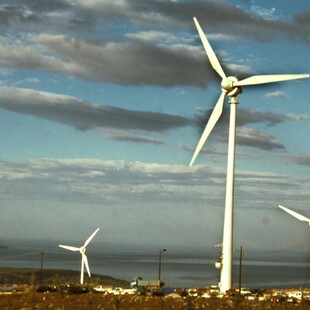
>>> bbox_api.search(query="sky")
[0,0,309,259]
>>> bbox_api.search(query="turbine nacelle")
[221,76,242,97]
[190,16,309,167]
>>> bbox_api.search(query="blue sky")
[0,0,309,258]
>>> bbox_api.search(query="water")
[0,240,309,289]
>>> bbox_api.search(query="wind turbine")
[279,205,310,225]
[190,17,309,293]
[59,227,100,284]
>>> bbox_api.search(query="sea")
[0,239,309,289]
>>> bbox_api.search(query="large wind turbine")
[190,17,309,293]
[59,228,100,284]
[279,205,310,225]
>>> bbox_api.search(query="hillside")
[0,267,129,287]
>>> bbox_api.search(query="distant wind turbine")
[59,228,100,284]
[279,205,310,225]
[190,17,309,293]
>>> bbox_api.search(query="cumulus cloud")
[74,0,310,41]
[0,1,309,88]
[0,33,213,87]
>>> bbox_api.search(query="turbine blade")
[82,253,91,277]
[278,205,310,223]
[83,228,100,248]
[235,74,309,87]
[59,245,80,252]
[190,91,226,167]
[193,17,226,79]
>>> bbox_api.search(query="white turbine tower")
[190,17,309,293]
[59,228,100,284]
[279,205,310,225]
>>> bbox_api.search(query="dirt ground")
[0,269,309,309]
[1,291,310,310]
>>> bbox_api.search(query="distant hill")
[0,267,129,287]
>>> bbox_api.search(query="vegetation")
[0,268,309,309]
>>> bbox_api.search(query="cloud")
[265,91,289,98]
[125,31,181,44]
[73,0,310,41]
[0,1,309,88]
[236,108,284,126]
[206,126,285,151]
[0,158,309,247]
[286,154,310,167]
[236,127,285,150]
[0,86,192,132]
[0,158,305,208]
[191,125,285,153]
[293,12,310,44]
[0,33,213,87]
[103,130,165,145]
[250,5,277,21]
[196,107,284,129]
[0,86,288,151]
[0,159,222,206]
[1,1,309,48]
[286,113,310,121]
[193,107,286,151]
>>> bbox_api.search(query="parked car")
[271,295,286,303]
[153,287,176,296]
[187,288,198,297]
[239,288,251,296]
[0,285,18,293]
[36,285,57,293]
[62,285,90,294]
[122,288,137,295]
[246,294,259,301]
[93,285,111,293]
[109,287,124,295]
[106,287,136,295]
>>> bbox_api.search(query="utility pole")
[40,252,44,285]
[158,248,167,281]
[238,246,243,294]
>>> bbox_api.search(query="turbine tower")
[190,17,309,293]
[59,227,100,284]
[279,205,310,225]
